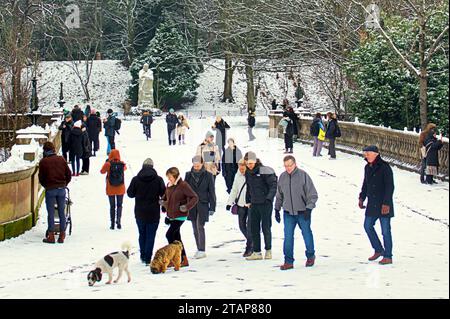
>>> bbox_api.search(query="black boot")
[116,206,122,229]
[110,210,115,230]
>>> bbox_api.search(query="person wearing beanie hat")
[196,131,222,178]
[166,109,179,145]
[68,120,84,176]
[127,158,166,265]
[185,155,217,259]
[359,145,395,265]
[104,109,117,155]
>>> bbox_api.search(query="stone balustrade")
[269,113,449,180]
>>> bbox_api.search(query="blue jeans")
[283,212,315,264]
[364,216,393,258]
[136,219,159,263]
[45,188,66,232]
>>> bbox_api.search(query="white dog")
[87,242,132,286]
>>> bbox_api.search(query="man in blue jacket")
[359,145,395,265]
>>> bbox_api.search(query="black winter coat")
[248,115,256,128]
[141,115,153,126]
[127,167,166,223]
[286,111,299,135]
[87,115,101,142]
[166,113,179,130]
[222,146,243,177]
[359,155,395,218]
[59,120,73,146]
[213,120,230,148]
[69,127,84,157]
[104,115,116,137]
[71,108,84,123]
[81,130,92,158]
[245,163,278,205]
[424,135,443,167]
[185,168,217,223]
[326,119,338,139]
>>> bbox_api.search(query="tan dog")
[150,241,183,274]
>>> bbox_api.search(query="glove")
[179,205,188,213]
[304,209,312,221]
[275,210,281,223]
[358,199,366,209]
[164,217,170,225]
[209,211,215,216]
[226,205,231,211]
[381,205,390,215]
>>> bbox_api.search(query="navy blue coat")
[359,156,395,218]
[104,115,116,137]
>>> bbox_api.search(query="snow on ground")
[0,116,448,299]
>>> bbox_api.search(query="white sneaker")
[265,250,272,260]
[80,171,89,175]
[194,251,207,259]
[246,252,263,261]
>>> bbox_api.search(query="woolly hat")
[205,131,214,139]
[169,108,175,113]
[107,109,113,114]
[143,158,154,168]
[363,145,379,153]
[74,120,82,128]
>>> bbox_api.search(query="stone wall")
[269,113,449,179]
[0,126,61,241]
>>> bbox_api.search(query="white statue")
[138,63,154,107]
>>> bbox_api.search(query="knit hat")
[74,120,82,128]
[107,109,113,114]
[169,108,175,113]
[205,131,214,139]
[192,155,203,164]
[363,145,379,153]
[143,158,154,168]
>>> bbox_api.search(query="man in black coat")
[127,158,166,265]
[185,156,216,259]
[166,108,179,145]
[212,116,231,156]
[103,109,117,154]
[68,121,85,176]
[71,105,84,123]
[87,110,101,156]
[286,107,300,137]
[244,151,278,261]
[247,112,256,141]
[58,115,73,162]
[358,145,395,265]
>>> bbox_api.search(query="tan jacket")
[196,141,221,176]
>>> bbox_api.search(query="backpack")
[114,118,122,131]
[310,121,319,136]
[334,123,342,138]
[109,162,125,186]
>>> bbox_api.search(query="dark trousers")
[62,144,69,162]
[167,127,176,145]
[136,219,159,263]
[284,134,293,150]
[364,216,393,258]
[70,154,81,174]
[250,203,273,253]
[108,195,123,225]
[107,135,116,151]
[328,138,336,158]
[45,188,66,232]
[144,125,151,138]
[238,206,252,251]
[90,137,99,153]
[191,214,206,252]
[420,158,426,183]
[82,157,90,173]
[224,171,237,194]
[166,219,187,259]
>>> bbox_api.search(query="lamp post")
[28,76,41,126]
[57,82,66,109]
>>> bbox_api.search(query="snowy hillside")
[16,60,131,113]
[0,117,448,298]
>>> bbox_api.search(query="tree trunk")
[222,52,234,102]
[419,71,428,130]
[245,60,255,112]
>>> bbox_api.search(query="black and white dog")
[87,242,132,286]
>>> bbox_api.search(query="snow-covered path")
[0,116,448,299]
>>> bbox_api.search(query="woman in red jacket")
[100,149,127,230]
[161,167,199,267]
